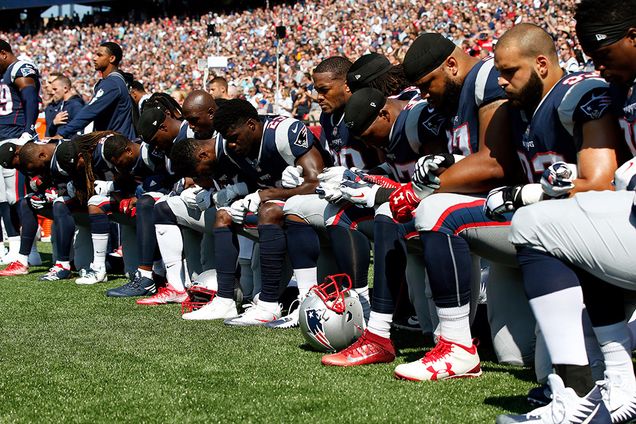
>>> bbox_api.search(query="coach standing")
[54,42,135,139]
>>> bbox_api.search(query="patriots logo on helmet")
[305,308,334,351]
[422,112,446,136]
[580,93,612,120]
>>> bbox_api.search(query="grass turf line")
[0,243,536,423]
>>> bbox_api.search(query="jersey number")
[0,85,13,116]
[336,147,365,169]
[450,123,472,156]
[517,151,565,182]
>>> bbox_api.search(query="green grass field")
[0,243,538,423]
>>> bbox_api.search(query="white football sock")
[354,286,371,322]
[529,286,588,366]
[294,267,317,298]
[91,233,109,271]
[16,254,28,267]
[155,224,184,290]
[594,322,636,390]
[8,236,19,256]
[138,268,153,279]
[367,311,392,339]
[437,304,472,346]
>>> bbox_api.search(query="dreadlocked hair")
[72,131,118,204]
[142,92,183,119]
[365,64,410,97]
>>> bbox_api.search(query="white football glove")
[195,189,213,211]
[540,162,576,198]
[484,184,544,221]
[339,180,380,208]
[213,182,249,207]
[613,157,636,191]
[316,181,343,203]
[227,199,248,224]
[66,181,76,198]
[281,165,304,188]
[18,132,35,144]
[94,180,114,196]
[317,166,348,185]
[412,153,459,196]
[44,188,58,203]
[243,191,262,214]
[180,186,203,209]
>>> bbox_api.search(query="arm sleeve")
[19,85,39,135]
[58,83,118,138]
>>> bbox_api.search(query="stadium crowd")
[2,0,587,118]
[1,0,636,423]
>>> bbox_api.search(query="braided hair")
[142,92,183,119]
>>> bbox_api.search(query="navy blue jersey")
[0,60,40,139]
[319,111,380,170]
[49,141,71,180]
[57,71,135,139]
[211,135,243,190]
[384,99,447,182]
[389,86,421,101]
[619,83,636,157]
[450,58,506,156]
[224,115,315,188]
[517,73,613,183]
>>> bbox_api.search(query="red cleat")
[321,329,396,366]
[0,261,29,276]
[136,284,187,305]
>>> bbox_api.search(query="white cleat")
[601,370,636,424]
[224,299,281,327]
[265,302,300,329]
[75,268,108,285]
[182,296,238,321]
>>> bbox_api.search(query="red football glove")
[119,198,137,217]
[389,182,421,223]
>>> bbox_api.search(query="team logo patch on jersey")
[19,65,36,78]
[580,93,612,120]
[422,112,446,136]
[294,128,309,148]
[89,89,105,105]
[304,308,333,351]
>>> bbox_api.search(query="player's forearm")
[437,153,508,194]
[259,179,319,202]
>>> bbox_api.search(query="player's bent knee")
[508,206,544,247]
[258,202,284,225]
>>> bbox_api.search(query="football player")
[389,32,524,380]
[319,87,447,366]
[201,99,325,325]
[0,40,41,266]
[498,3,636,422]
[277,56,382,329]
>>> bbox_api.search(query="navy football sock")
[18,198,38,256]
[285,220,319,269]
[258,224,287,303]
[420,231,471,307]
[0,202,18,237]
[372,215,406,314]
[52,201,75,262]
[213,227,239,299]
[135,195,157,267]
[327,226,370,289]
